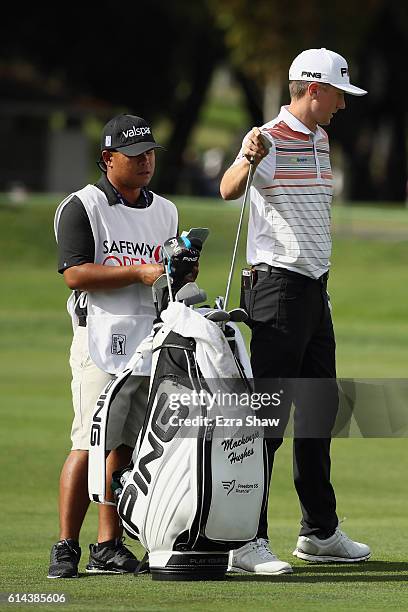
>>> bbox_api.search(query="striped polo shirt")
[241,106,333,279]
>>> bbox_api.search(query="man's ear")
[308,82,319,99]
[102,150,114,168]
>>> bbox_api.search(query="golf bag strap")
[152,343,194,354]
[88,335,153,504]
[87,366,134,505]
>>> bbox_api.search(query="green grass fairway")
[0,196,407,611]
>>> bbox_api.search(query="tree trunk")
[234,69,264,125]
[156,33,224,195]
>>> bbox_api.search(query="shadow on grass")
[227,561,408,583]
[79,562,408,583]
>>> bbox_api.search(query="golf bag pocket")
[202,425,264,542]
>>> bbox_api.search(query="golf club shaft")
[165,263,174,302]
[224,160,255,312]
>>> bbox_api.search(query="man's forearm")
[220,158,252,200]
[220,127,272,200]
[63,262,164,291]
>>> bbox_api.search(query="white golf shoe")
[228,538,293,575]
[293,528,371,563]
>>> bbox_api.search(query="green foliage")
[212,0,384,82]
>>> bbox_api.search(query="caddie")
[48,114,179,578]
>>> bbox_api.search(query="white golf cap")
[289,48,367,96]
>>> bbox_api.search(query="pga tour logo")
[111,334,126,355]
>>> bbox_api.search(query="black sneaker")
[86,537,143,574]
[47,539,81,578]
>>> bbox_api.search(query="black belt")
[252,263,328,284]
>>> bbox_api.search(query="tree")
[0,1,225,193]
[212,0,408,201]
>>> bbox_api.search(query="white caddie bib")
[55,184,178,374]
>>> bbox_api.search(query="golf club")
[214,296,224,311]
[164,260,174,302]
[228,307,248,323]
[223,133,272,312]
[203,309,230,322]
[181,227,210,246]
[175,282,207,306]
[152,274,170,316]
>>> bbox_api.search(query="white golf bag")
[114,304,267,580]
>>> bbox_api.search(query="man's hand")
[138,263,165,286]
[243,127,271,165]
[220,129,272,200]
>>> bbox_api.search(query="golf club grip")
[224,160,255,312]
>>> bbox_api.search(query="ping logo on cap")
[122,126,151,139]
[105,135,112,146]
[301,71,322,78]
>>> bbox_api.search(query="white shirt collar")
[278,105,323,139]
